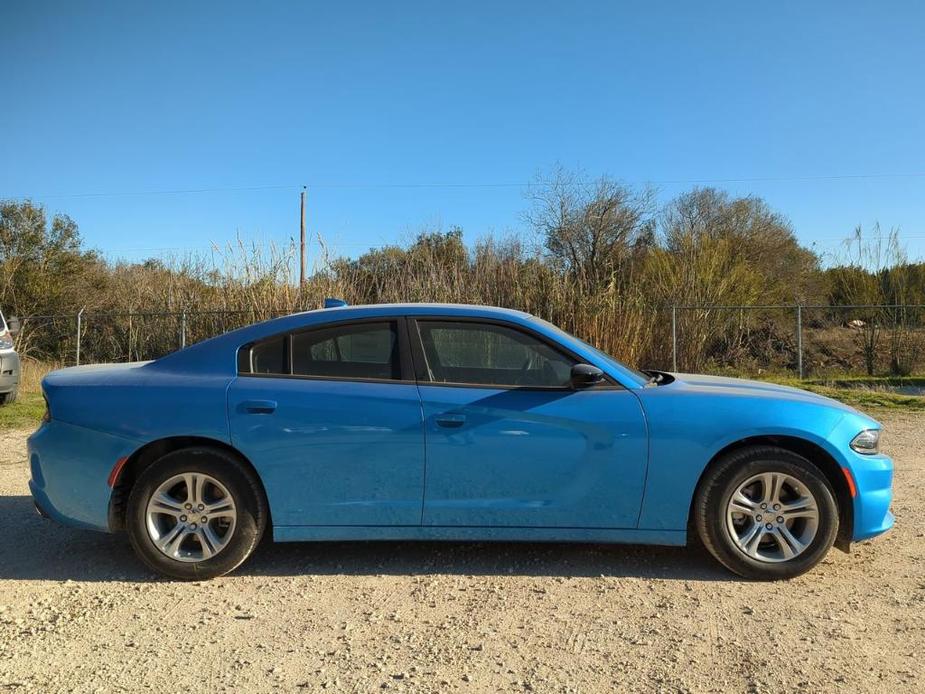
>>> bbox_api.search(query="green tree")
[0,199,104,317]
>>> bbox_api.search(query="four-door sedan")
[28,303,893,580]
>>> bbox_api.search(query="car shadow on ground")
[0,495,734,583]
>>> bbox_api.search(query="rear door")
[228,318,426,527]
[411,318,649,529]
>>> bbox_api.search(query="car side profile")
[28,303,894,580]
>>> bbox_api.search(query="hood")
[668,372,858,413]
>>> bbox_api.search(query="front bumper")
[0,349,20,391]
[827,413,894,543]
[848,450,894,541]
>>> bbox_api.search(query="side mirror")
[6,317,20,337]
[570,363,604,388]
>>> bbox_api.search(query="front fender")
[635,388,852,531]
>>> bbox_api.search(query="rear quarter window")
[249,335,286,374]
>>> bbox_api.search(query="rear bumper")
[27,420,141,532]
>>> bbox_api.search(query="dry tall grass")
[4,182,925,377]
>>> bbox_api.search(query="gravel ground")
[0,414,922,693]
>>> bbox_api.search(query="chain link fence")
[666,304,925,377]
[14,309,292,367]
[11,305,925,378]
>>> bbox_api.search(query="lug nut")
[756,514,762,521]
[773,504,781,511]
[190,523,198,530]
[777,516,784,523]
[760,503,767,510]
[180,515,187,522]
[201,516,208,524]
[765,523,773,530]
[185,503,192,510]
[198,504,204,511]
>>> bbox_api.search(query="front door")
[228,319,425,527]
[411,319,649,528]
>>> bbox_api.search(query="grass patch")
[763,377,925,412]
[804,375,925,388]
[800,383,925,412]
[0,391,45,431]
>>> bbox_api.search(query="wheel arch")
[108,436,270,532]
[689,435,854,551]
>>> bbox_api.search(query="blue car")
[28,303,893,580]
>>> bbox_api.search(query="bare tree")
[525,166,656,293]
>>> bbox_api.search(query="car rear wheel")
[126,447,267,580]
[694,446,839,580]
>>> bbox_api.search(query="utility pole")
[671,305,678,372]
[299,186,307,289]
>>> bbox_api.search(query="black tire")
[126,447,268,580]
[694,446,839,580]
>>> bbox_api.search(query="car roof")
[290,303,533,318]
[150,303,535,373]
[147,301,648,388]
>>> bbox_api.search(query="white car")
[0,310,20,404]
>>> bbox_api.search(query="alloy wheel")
[145,472,237,562]
[725,471,820,563]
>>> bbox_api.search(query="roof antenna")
[323,298,348,308]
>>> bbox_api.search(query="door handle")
[435,413,466,428]
[240,400,277,414]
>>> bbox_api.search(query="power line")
[96,240,379,254]
[813,237,925,242]
[8,184,298,199]
[5,170,925,200]
[92,235,925,257]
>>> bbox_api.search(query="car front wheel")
[126,447,267,580]
[694,446,839,580]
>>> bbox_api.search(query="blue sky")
[2,1,925,266]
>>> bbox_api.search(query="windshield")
[574,337,652,384]
[529,317,650,387]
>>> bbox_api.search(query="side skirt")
[273,525,688,546]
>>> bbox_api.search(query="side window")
[416,321,576,387]
[250,335,286,374]
[291,321,400,380]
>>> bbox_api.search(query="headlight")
[850,429,880,455]
[0,330,11,349]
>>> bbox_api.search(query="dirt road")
[1,414,922,693]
